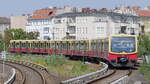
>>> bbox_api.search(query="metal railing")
[4,68,16,84]
[61,62,108,84]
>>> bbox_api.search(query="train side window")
[16,43,19,48]
[75,41,80,51]
[43,42,46,49]
[12,42,15,48]
[46,43,49,49]
[72,41,75,50]
[32,42,35,48]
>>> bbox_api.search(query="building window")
[115,27,120,34]
[96,27,104,34]
[43,27,49,34]
[44,36,50,40]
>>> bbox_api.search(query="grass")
[139,63,150,83]
[7,53,98,77]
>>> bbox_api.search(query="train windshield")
[111,37,136,53]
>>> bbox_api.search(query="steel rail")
[0,60,26,84]
[4,68,16,84]
[5,59,46,84]
[110,70,132,84]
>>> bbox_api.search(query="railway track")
[91,69,132,84]
[0,59,52,84]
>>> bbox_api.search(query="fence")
[61,62,108,84]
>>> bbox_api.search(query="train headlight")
[120,57,128,63]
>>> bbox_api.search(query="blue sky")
[1,0,150,17]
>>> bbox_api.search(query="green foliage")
[140,64,150,83]
[138,35,150,57]
[3,28,39,49]
[26,32,39,40]
[44,55,68,66]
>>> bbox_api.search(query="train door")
[21,41,26,53]
[55,41,60,55]
[79,40,84,56]
[43,41,47,54]
[59,41,63,55]
[68,41,73,56]
[45,41,50,54]
[62,41,67,55]
[103,40,109,59]
[66,41,69,55]
[39,41,43,54]
[84,40,89,56]
[74,41,80,56]
[90,40,96,57]
[97,40,103,58]
[15,41,20,52]
[10,41,15,52]
[50,41,55,54]
[27,41,31,53]
[72,41,75,56]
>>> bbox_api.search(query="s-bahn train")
[9,35,138,67]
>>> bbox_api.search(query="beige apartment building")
[11,15,28,30]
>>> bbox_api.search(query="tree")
[26,32,39,40]
[4,28,39,48]
[138,35,150,57]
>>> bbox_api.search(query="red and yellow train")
[9,35,138,67]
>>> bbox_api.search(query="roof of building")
[54,12,139,18]
[29,8,57,20]
[136,10,150,17]
[0,17,10,24]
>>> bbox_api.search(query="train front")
[108,35,138,67]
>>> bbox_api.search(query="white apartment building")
[26,19,53,40]
[52,12,140,40]
[26,12,140,40]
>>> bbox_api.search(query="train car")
[9,34,137,67]
[108,35,138,67]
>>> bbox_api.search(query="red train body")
[9,35,138,67]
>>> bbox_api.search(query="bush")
[140,64,150,83]
[44,55,68,66]
[138,35,150,57]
